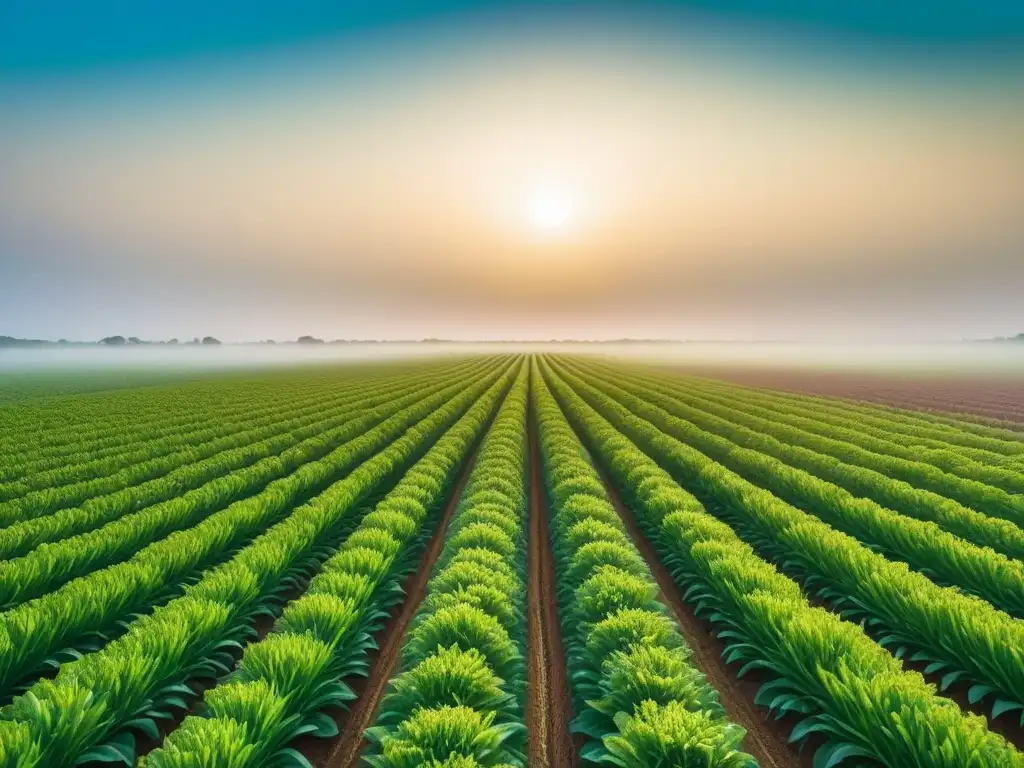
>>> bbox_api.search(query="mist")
[3,341,1023,375]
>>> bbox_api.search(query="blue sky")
[1,2,1022,341]
[3,0,1023,76]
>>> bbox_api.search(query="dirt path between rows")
[527,411,577,768]
[301,453,477,768]
[595,467,806,768]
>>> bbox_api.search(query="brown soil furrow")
[594,466,807,768]
[306,453,477,768]
[527,411,577,768]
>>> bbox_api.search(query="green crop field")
[0,354,1022,768]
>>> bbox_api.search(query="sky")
[1,1,1023,342]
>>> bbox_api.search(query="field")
[675,365,1024,426]
[1,353,1023,768]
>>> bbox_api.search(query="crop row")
[0,358,495,557]
[567,359,1024,564]
[685,368,1024,457]
[534,361,755,768]
[576,358,1024,515]
[636,367,1024,493]
[540,357,1024,767]
[0,373,351,462]
[363,365,531,767]
[0,357,422,439]
[139,360,521,767]
[0,358,487,501]
[557,358,1024,618]
[0,357,489,501]
[0,358,495,528]
[0,361,513,703]
[0,359,519,766]
[0,357,493,476]
[0,360,506,612]
[0,373,361,490]
[545,358,1024,730]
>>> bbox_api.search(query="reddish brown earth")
[671,366,1024,426]
[595,468,810,768]
[527,412,577,768]
[302,455,476,768]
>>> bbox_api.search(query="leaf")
[158,683,195,698]
[570,708,608,740]
[940,670,965,691]
[813,742,874,768]
[75,745,132,765]
[579,740,610,764]
[123,716,161,740]
[992,700,1024,719]
[968,685,994,704]
[306,712,339,738]
[754,678,793,707]
[278,748,315,768]
[163,696,190,710]
[789,718,835,744]
[363,726,390,745]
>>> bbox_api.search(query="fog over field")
[3,341,1023,374]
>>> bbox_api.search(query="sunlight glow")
[527,189,575,234]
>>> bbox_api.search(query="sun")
[527,189,575,234]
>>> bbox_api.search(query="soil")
[673,366,1024,427]
[595,468,808,768]
[309,452,477,768]
[527,409,577,768]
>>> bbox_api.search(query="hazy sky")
[2,1,1023,341]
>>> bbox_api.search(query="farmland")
[0,353,1023,768]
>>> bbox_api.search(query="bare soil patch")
[527,410,577,768]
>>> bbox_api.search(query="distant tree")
[128,336,143,344]
[296,335,324,344]
[167,338,179,345]
[263,339,276,344]
[201,336,221,345]
[186,337,201,345]
[100,335,126,345]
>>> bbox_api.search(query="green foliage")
[141,716,258,768]
[604,700,752,768]
[595,645,722,718]
[367,705,523,768]
[585,609,682,660]
[531,361,753,768]
[406,605,520,681]
[366,368,529,768]
[445,523,516,561]
[2,358,520,767]
[141,360,522,767]
[573,566,658,626]
[544,355,1024,767]
[381,645,514,723]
